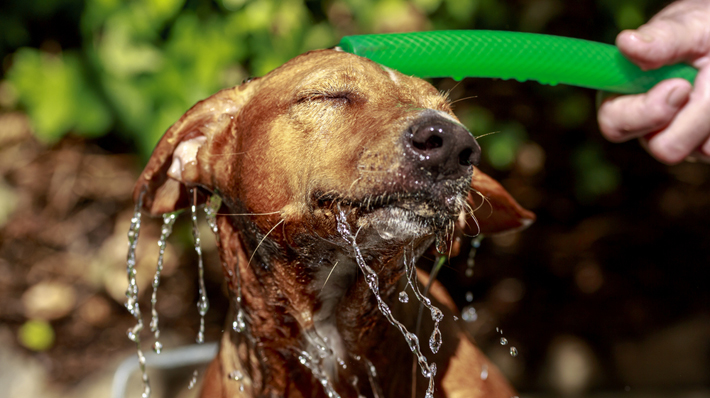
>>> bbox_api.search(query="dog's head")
[134,49,532,254]
[133,48,534,396]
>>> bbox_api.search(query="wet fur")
[134,49,534,398]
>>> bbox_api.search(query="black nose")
[405,116,480,180]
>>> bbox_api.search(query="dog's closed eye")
[296,89,361,105]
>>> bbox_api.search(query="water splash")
[124,191,151,398]
[298,350,342,398]
[402,249,444,355]
[189,188,209,344]
[149,212,178,354]
[336,211,436,398]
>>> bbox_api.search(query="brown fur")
[134,49,534,398]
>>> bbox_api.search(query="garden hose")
[338,30,697,94]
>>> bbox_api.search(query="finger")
[598,79,691,142]
[644,66,710,164]
[616,1,710,70]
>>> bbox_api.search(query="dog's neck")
[213,209,432,397]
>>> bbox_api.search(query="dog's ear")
[465,167,535,235]
[133,82,260,215]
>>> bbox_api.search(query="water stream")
[149,212,178,354]
[189,188,210,345]
[125,191,151,398]
[336,211,437,398]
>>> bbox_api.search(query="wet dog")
[133,49,534,397]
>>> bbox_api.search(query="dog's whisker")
[449,95,478,106]
[347,177,363,195]
[217,210,281,216]
[474,130,501,140]
[247,218,285,269]
[248,219,285,266]
[321,260,339,290]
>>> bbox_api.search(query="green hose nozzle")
[338,31,697,94]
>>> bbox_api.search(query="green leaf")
[7,48,112,142]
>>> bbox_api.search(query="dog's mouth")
[313,178,470,241]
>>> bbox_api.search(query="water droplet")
[467,258,475,267]
[398,291,409,303]
[188,369,198,390]
[465,268,474,277]
[510,346,518,357]
[461,305,478,322]
[228,370,243,381]
[453,316,459,321]
[232,308,246,333]
[465,291,474,302]
[472,236,483,248]
[480,364,488,380]
[500,337,508,346]
[152,341,162,354]
[429,328,442,354]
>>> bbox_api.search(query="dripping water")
[363,358,383,398]
[465,235,483,278]
[205,194,247,335]
[149,212,178,354]
[125,191,151,398]
[297,350,342,398]
[403,250,444,355]
[188,369,199,390]
[228,369,245,392]
[336,211,437,398]
[189,188,210,345]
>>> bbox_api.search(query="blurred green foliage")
[0,0,669,199]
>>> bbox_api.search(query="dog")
[133,48,534,398]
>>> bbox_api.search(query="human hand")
[597,0,710,164]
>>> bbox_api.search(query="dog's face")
[239,51,480,246]
[135,49,527,252]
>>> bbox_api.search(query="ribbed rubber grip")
[338,31,697,94]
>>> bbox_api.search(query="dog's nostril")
[413,130,444,151]
[458,147,474,166]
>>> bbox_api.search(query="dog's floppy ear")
[465,167,535,235]
[133,82,260,215]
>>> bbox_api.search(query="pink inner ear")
[465,168,535,236]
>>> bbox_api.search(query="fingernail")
[666,86,689,107]
[632,31,654,43]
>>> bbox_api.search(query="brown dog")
[133,49,534,398]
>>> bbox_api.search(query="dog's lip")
[312,189,461,219]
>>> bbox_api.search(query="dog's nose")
[406,116,480,180]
